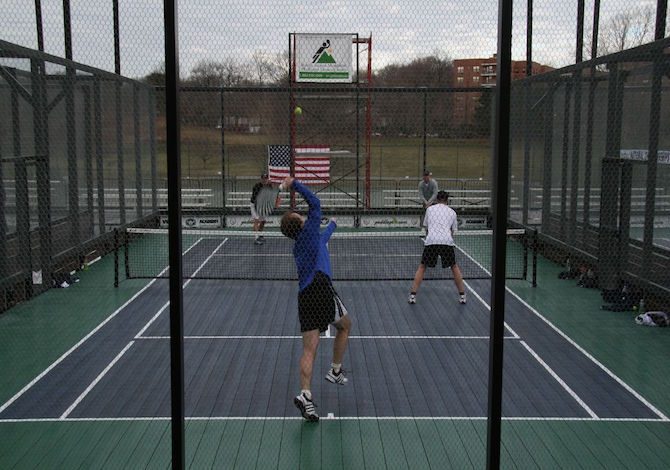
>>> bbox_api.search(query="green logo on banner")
[317,51,336,63]
[311,39,336,64]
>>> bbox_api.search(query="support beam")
[31,58,52,291]
[94,79,106,233]
[134,84,143,219]
[163,0,185,468]
[522,0,533,226]
[487,0,513,467]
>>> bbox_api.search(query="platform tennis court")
[3,0,670,467]
[2,234,668,468]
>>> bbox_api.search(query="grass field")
[81,122,534,187]
[160,124,498,180]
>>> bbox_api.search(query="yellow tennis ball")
[294,106,302,116]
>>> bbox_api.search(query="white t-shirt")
[423,203,458,246]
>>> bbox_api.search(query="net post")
[113,228,119,288]
[532,229,538,287]
[523,229,529,281]
[124,229,130,280]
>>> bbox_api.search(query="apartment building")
[452,55,553,126]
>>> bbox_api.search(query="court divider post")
[532,229,538,287]
[113,228,119,288]
[522,229,529,282]
[124,229,130,280]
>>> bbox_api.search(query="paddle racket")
[255,185,280,218]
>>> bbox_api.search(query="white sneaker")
[294,393,319,421]
[325,368,348,385]
[408,293,416,304]
[459,294,467,304]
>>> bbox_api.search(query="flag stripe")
[267,145,330,184]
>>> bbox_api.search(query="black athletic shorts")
[421,244,456,268]
[298,271,348,333]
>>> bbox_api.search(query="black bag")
[601,281,641,311]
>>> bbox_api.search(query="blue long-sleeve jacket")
[292,180,337,291]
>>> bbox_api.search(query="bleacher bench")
[228,191,357,208]
[80,188,214,209]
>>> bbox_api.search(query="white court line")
[0,237,203,416]
[460,244,598,418]
[457,243,520,338]
[212,253,416,257]
[458,241,669,421]
[519,340,598,418]
[86,256,102,266]
[1,266,165,415]
[60,341,135,419]
[134,238,228,339]
[462,279,520,339]
[136,335,520,340]
[61,237,218,419]
[1,415,666,423]
[505,289,670,421]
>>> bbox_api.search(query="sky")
[1,0,664,79]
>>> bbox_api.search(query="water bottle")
[639,298,645,313]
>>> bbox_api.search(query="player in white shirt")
[408,190,466,305]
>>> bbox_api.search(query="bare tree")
[143,62,165,86]
[271,51,290,83]
[253,50,289,84]
[586,5,654,58]
[190,58,253,86]
[251,51,276,85]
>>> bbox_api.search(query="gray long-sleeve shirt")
[418,178,438,205]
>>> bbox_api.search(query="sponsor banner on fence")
[620,149,670,164]
[457,216,489,229]
[226,215,280,228]
[630,215,670,228]
[296,34,353,83]
[360,215,420,228]
[226,215,356,228]
[224,215,494,230]
[160,216,222,228]
[323,216,355,227]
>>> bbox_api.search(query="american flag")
[267,145,330,185]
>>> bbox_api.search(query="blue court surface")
[1,237,666,425]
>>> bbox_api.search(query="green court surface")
[1,254,669,468]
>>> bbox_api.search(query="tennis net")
[119,227,536,282]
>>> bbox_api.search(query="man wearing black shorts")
[279,176,352,422]
[250,173,272,245]
[408,190,466,305]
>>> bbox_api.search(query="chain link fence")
[510,37,670,313]
[0,40,157,307]
[1,0,669,468]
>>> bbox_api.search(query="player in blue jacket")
[279,176,352,422]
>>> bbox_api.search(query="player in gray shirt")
[418,170,438,231]
[418,170,438,207]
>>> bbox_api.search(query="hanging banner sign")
[620,149,670,164]
[295,34,353,83]
[359,215,420,228]
[226,215,279,228]
[160,216,222,228]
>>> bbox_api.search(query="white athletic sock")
[332,363,341,374]
[301,389,312,400]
